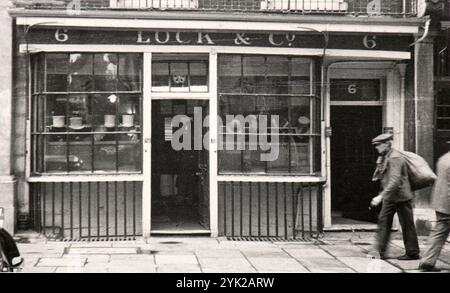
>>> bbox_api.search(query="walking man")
[370,133,420,260]
[418,149,450,272]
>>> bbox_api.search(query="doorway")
[331,106,382,224]
[151,99,210,233]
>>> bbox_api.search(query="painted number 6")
[363,35,377,49]
[348,84,357,94]
[55,29,69,43]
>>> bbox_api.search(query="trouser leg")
[396,200,420,256]
[420,212,450,267]
[376,201,397,256]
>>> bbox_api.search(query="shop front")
[11,18,422,239]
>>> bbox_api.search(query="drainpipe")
[410,18,431,154]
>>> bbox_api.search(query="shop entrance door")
[151,99,210,233]
[330,106,382,224]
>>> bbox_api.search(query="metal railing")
[13,0,418,16]
[30,181,143,240]
[218,181,325,240]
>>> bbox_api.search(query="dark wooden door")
[331,106,382,223]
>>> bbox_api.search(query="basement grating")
[58,236,138,242]
[226,236,319,242]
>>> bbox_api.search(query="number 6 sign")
[348,84,357,94]
[363,35,377,49]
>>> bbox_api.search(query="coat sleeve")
[379,157,404,200]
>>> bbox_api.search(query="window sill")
[217,174,325,183]
[28,173,143,182]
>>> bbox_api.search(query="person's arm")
[378,157,404,200]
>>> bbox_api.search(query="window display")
[218,55,320,175]
[32,53,143,174]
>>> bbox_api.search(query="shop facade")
[0,1,435,239]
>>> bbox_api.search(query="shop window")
[31,53,143,174]
[218,55,320,175]
[151,54,208,92]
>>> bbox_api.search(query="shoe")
[397,254,420,261]
[419,264,441,272]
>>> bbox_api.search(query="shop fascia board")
[19,44,411,60]
[13,15,421,35]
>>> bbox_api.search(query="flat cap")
[372,133,393,144]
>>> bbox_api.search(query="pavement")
[10,231,450,273]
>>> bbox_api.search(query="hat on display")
[372,133,393,145]
[69,117,84,130]
[52,116,65,128]
[122,114,134,127]
[298,116,310,125]
[104,115,116,128]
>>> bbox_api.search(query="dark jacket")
[430,152,450,215]
[0,228,20,267]
[379,149,414,203]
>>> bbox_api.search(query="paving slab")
[297,257,356,273]
[73,255,110,263]
[284,248,334,259]
[194,249,243,258]
[337,257,402,273]
[387,259,421,271]
[319,245,367,257]
[107,261,157,273]
[201,266,257,273]
[36,257,87,267]
[157,264,202,273]
[67,247,137,255]
[240,250,289,258]
[109,254,154,262]
[21,266,57,273]
[248,257,309,273]
[155,254,198,265]
[198,257,252,268]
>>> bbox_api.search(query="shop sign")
[25,28,413,51]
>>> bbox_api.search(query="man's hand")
[370,195,383,207]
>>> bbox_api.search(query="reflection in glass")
[94,54,118,91]
[69,54,94,91]
[46,54,68,92]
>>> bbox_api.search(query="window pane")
[289,59,311,95]
[118,94,141,128]
[46,54,68,92]
[118,141,141,172]
[94,139,117,172]
[118,54,142,91]
[34,55,45,93]
[44,135,68,173]
[69,54,93,91]
[290,138,311,173]
[67,95,91,131]
[218,150,242,173]
[68,134,92,172]
[170,62,189,92]
[242,56,265,93]
[152,62,169,91]
[266,56,288,94]
[45,95,68,133]
[91,94,118,130]
[94,53,118,91]
[189,62,207,92]
[218,55,241,93]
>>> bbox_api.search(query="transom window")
[151,54,209,92]
[31,53,143,174]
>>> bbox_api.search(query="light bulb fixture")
[107,94,117,103]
